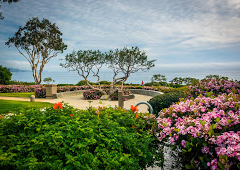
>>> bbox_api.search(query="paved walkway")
[0,94,153,113]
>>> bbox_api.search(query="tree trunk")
[84,77,107,95]
[32,64,44,85]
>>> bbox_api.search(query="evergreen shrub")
[0,104,163,169]
[148,91,185,115]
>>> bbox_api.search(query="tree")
[60,50,107,95]
[43,77,55,84]
[0,0,19,20]
[61,47,156,94]
[0,65,12,85]
[6,17,67,84]
[107,47,155,93]
[151,74,167,85]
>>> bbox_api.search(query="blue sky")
[0,0,240,72]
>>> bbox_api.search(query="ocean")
[11,68,240,85]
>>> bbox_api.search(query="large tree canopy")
[0,0,19,20]
[6,17,67,84]
[61,47,156,94]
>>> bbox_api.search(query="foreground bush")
[0,103,162,169]
[156,93,240,169]
[148,91,185,115]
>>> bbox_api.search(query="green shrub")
[76,80,95,86]
[99,80,110,85]
[0,104,163,169]
[57,84,74,86]
[9,80,35,85]
[148,91,185,115]
[0,65,12,85]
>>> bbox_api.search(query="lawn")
[0,99,53,114]
[0,92,35,98]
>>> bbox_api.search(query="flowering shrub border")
[156,93,240,169]
[83,90,104,100]
[188,79,240,98]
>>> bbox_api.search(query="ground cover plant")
[0,99,52,114]
[0,92,34,97]
[156,93,240,169]
[0,103,163,169]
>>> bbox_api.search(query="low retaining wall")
[52,90,85,98]
[52,89,163,99]
[128,89,163,97]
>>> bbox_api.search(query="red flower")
[53,102,63,109]
[131,105,138,112]
[0,115,3,119]
[70,114,74,117]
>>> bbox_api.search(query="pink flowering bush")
[0,85,39,93]
[57,85,90,93]
[156,93,240,169]
[83,90,104,100]
[188,79,240,98]
[34,86,46,98]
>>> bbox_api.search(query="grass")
[0,92,35,98]
[0,99,53,114]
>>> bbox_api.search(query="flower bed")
[0,85,39,93]
[156,93,240,169]
[188,79,240,98]
[83,90,104,100]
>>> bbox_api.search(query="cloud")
[155,62,240,69]
[0,0,240,73]
[1,60,31,70]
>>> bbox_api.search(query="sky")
[0,0,240,73]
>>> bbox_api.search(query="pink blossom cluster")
[83,90,104,100]
[156,93,240,169]
[57,85,90,93]
[0,85,42,93]
[188,79,240,98]
[34,86,46,98]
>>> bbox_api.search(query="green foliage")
[61,47,156,94]
[99,80,111,85]
[76,80,95,86]
[0,104,163,169]
[43,77,55,84]
[0,65,12,85]
[6,17,67,84]
[205,74,229,80]
[0,99,52,114]
[0,0,19,20]
[0,92,34,97]
[151,74,167,83]
[8,80,35,85]
[148,91,186,115]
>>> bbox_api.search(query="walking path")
[0,94,153,113]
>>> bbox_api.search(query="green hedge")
[148,91,185,115]
[0,104,163,169]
